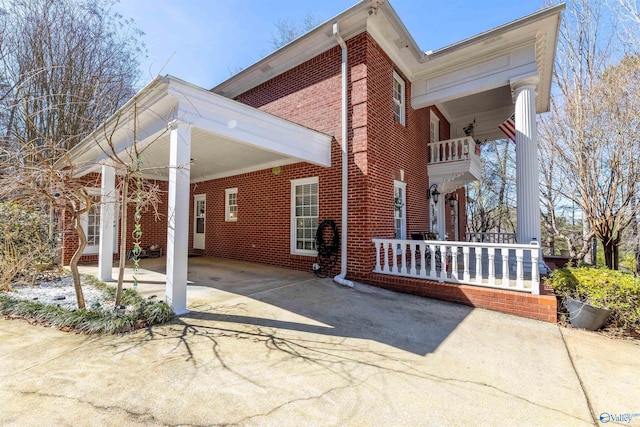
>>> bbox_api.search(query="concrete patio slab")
[1,258,638,426]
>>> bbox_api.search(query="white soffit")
[65,76,332,180]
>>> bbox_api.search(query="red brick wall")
[364,273,557,322]
[229,33,448,279]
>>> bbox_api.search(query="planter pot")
[565,296,611,331]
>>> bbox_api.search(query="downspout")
[333,22,354,288]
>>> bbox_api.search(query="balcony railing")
[466,232,517,244]
[429,136,476,164]
[372,238,540,294]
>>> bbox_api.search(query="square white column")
[166,123,191,315]
[98,165,116,282]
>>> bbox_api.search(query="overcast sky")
[114,0,547,90]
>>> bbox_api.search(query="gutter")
[332,22,354,288]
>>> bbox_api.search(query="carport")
[64,75,333,314]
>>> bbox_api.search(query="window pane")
[293,179,319,252]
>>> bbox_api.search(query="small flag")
[499,114,516,142]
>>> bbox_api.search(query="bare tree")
[539,0,640,269]
[270,13,322,49]
[0,0,144,150]
[0,0,144,306]
[466,140,516,237]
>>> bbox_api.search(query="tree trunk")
[116,176,129,305]
[70,214,86,308]
[603,239,614,269]
[583,219,593,264]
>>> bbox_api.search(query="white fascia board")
[168,78,332,167]
[412,44,537,109]
[60,76,170,170]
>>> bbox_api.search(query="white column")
[512,77,546,278]
[166,123,191,315]
[436,200,446,240]
[513,78,541,246]
[98,165,116,282]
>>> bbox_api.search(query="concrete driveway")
[1,257,639,426]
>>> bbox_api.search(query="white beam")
[98,165,116,282]
[166,122,191,315]
[411,45,537,110]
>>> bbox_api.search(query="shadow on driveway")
[143,256,474,356]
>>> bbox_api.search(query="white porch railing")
[466,232,517,244]
[429,136,476,164]
[372,238,540,294]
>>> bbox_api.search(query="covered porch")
[376,6,563,297]
[64,76,333,314]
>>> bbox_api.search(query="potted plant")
[463,119,484,154]
[549,268,612,331]
[564,295,612,331]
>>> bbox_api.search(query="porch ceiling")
[63,76,333,181]
[136,128,299,182]
[443,86,515,143]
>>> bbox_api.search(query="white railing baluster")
[400,243,407,275]
[451,246,458,281]
[463,246,470,281]
[501,249,510,288]
[488,247,495,286]
[419,243,427,277]
[383,242,390,273]
[438,244,445,283]
[475,248,483,285]
[375,241,382,272]
[392,243,399,273]
[516,249,524,289]
[429,244,436,278]
[409,243,416,276]
[531,248,540,294]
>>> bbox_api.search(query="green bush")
[549,266,640,331]
[0,202,55,290]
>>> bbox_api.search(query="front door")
[193,194,206,250]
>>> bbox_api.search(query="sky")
[113,0,549,90]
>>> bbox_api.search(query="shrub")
[0,202,55,290]
[0,276,174,334]
[549,266,640,331]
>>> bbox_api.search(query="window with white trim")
[291,177,318,255]
[430,110,440,143]
[86,195,101,246]
[80,187,118,255]
[225,188,238,222]
[393,71,405,126]
[394,180,407,239]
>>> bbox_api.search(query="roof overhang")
[211,1,564,142]
[61,76,333,181]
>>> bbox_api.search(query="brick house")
[61,0,564,320]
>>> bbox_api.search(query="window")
[80,187,118,255]
[430,110,440,143]
[394,180,407,240]
[393,71,405,126]
[225,188,238,222]
[291,177,318,255]
[86,195,101,246]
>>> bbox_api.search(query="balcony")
[428,136,482,191]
